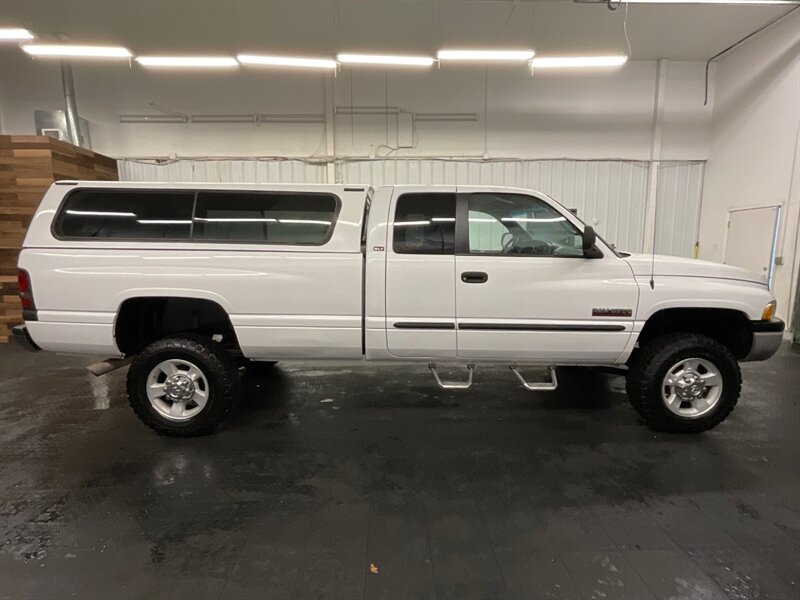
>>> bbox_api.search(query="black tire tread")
[626,333,741,433]
[127,335,240,436]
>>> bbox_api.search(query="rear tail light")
[17,269,37,318]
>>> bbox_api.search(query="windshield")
[541,193,626,258]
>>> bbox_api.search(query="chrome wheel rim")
[146,359,209,421]
[661,357,723,419]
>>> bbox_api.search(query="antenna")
[650,197,657,290]
[647,59,667,290]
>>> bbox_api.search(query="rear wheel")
[626,333,741,433]
[127,336,240,436]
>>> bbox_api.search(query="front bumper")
[743,318,785,362]
[11,325,40,352]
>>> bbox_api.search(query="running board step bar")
[427,363,558,392]
[510,366,558,391]
[428,363,475,390]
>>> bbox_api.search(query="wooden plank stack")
[0,135,118,342]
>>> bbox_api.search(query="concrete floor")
[0,343,798,600]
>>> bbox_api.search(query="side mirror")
[582,226,603,258]
[582,226,596,251]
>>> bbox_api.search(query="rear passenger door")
[385,188,457,358]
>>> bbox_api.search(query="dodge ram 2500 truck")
[14,182,784,436]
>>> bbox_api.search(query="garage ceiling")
[0,0,793,62]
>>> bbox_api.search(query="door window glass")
[468,193,583,257]
[393,193,456,254]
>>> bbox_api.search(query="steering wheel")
[502,233,559,255]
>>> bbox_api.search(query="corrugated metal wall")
[118,158,704,256]
[654,161,705,258]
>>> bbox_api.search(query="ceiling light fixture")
[135,56,238,68]
[531,55,629,69]
[337,53,435,67]
[237,54,337,69]
[437,49,535,62]
[0,28,34,41]
[22,44,132,58]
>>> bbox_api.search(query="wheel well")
[637,308,753,360]
[115,297,240,356]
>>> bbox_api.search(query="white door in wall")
[724,206,780,287]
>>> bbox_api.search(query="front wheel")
[626,333,741,433]
[127,336,240,436]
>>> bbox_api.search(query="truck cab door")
[385,187,458,358]
[454,189,638,363]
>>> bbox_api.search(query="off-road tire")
[127,335,240,436]
[626,333,741,433]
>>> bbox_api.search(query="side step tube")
[510,366,558,391]
[428,363,475,390]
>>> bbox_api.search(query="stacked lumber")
[0,135,118,342]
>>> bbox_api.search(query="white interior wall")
[0,54,712,161]
[698,12,800,329]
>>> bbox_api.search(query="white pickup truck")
[14,182,784,436]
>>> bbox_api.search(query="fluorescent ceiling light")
[137,219,192,225]
[136,56,238,68]
[337,53,434,67]
[278,219,331,225]
[66,210,136,217]
[501,217,567,223]
[195,217,277,223]
[22,44,132,58]
[437,50,535,62]
[531,55,628,69]
[238,54,337,69]
[0,28,34,41]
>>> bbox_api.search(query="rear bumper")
[743,318,784,362]
[12,325,41,352]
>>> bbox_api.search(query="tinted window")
[393,193,456,254]
[192,192,338,244]
[468,193,583,257]
[56,190,194,239]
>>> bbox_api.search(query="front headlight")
[762,300,777,321]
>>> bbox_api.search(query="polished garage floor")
[0,343,798,600]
